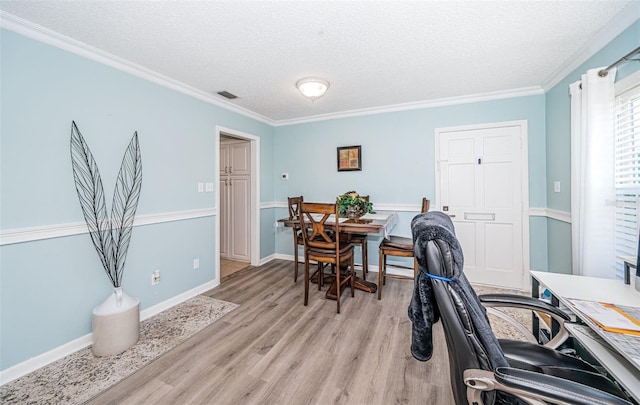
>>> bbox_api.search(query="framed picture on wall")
[337,145,362,171]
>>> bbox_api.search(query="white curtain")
[570,67,616,278]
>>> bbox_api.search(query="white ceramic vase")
[91,287,140,356]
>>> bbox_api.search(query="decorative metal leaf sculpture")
[70,121,142,287]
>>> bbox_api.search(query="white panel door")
[220,138,251,262]
[229,141,251,175]
[229,176,251,260]
[219,178,229,258]
[437,123,524,289]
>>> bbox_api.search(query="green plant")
[336,191,374,216]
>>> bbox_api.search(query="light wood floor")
[220,258,251,281]
[88,259,454,404]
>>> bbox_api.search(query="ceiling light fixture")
[296,77,329,100]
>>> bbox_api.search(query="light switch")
[554,181,561,193]
[198,182,204,193]
[205,182,214,192]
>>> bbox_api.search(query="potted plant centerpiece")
[336,191,374,218]
[70,121,143,356]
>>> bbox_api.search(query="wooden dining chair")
[287,196,304,282]
[349,195,370,280]
[377,197,430,300]
[299,202,355,314]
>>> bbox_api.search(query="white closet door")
[219,178,229,258]
[437,123,524,289]
[229,176,250,261]
[229,142,251,175]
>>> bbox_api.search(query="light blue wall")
[544,21,640,273]
[275,97,546,206]
[273,95,548,271]
[2,18,638,373]
[0,29,274,370]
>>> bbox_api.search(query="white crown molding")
[0,11,273,125]
[541,5,640,92]
[273,86,544,126]
[0,11,544,127]
[0,278,218,385]
[2,9,636,128]
[0,208,216,245]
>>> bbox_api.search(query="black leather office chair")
[409,211,633,405]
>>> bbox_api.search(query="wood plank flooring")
[220,258,251,281]
[88,259,454,404]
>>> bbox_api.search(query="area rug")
[472,284,532,342]
[0,295,238,405]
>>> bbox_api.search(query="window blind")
[615,81,640,279]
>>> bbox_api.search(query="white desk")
[530,271,640,402]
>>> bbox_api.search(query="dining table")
[279,211,399,297]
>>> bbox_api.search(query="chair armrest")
[493,367,633,405]
[479,293,570,349]
[479,293,570,320]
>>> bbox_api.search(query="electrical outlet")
[152,269,160,285]
[193,258,200,270]
[205,182,214,192]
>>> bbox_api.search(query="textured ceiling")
[0,0,636,123]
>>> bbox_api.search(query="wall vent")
[217,91,238,99]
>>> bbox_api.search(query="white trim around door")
[215,126,261,276]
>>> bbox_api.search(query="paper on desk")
[568,299,640,335]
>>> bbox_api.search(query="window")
[614,72,640,279]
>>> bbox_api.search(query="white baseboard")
[139,278,219,320]
[273,253,294,261]
[0,278,220,386]
[0,332,93,386]
[259,253,277,266]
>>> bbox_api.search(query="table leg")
[355,277,377,293]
